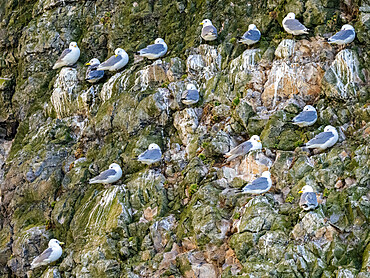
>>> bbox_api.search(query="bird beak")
[59,242,65,245]
[200,22,204,25]
[115,54,118,57]
[258,140,261,143]
[298,190,303,194]
[85,62,90,66]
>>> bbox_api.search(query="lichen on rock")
[0,0,369,277]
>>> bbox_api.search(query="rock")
[173,108,202,145]
[133,61,168,91]
[292,211,330,240]
[275,39,296,59]
[50,67,81,118]
[322,50,364,100]
[186,45,221,81]
[1,1,369,277]
[233,99,255,129]
[167,57,185,82]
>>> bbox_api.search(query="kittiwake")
[53,42,80,69]
[299,185,318,211]
[97,48,129,72]
[239,24,261,45]
[241,171,272,194]
[200,19,218,41]
[291,105,317,127]
[89,163,123,184]
[224,135,262,162]
[282,13,309,35]
[138,143,162,165]
[30,239,64,269]
[303,125,338,150]
[328,24,356,45]
[181,84,200,105]
[137,38,168,59]
[85,58,104,83]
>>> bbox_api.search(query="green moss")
[8,120,29,160]
[286,195,294,203]
[188,184,199,197]
[202,141,210,149]
[198,153,206,161]
[232,96,240,107]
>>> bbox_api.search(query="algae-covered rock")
[322,49,364,100]
[0,0,369,277]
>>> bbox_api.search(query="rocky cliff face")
[0,0,369,277]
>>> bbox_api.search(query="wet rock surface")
[0,0,369,277]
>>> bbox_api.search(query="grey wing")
[33,248,53,264]
[139,44,165,55]
[202,26,217,37]
[91,169,117,181]
[138,149,162,161]
[285,19,307,31]
[86,69,104,80]
[245,177,269,191]
[182,90,199,100]
[300,192,318,207]
[100,55,122,68]
[293,111,317,123]
[329,30,354,41]
[307,132,334,145]
[228,141,253,156]
[57,49,72,62]
[242,30,261,41]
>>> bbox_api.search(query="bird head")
[286,12,296,19]
[250,135,261,143]
[85,58,100,66]
[186,83,197,90]
[69,42,78,48]
[49,239,64,247]
[261,171,271,178]
[148,143,161,150]
[298,185,314,193]
[115,48,125,57]
[248,24,257,30]
[155,38,165,44]
[109,163,121,169]
[303,105,316,112]
[341,24,354,31]
[200,19,212,26]
[324,125,336,133]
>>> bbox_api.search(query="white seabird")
[97,48,129,72]
[53,42,80,69]
[299,185,318,211]
[85,58,105,83]
[200,19,218,41]
[242,171,272,194]
[30,239,64,269]
[89,163,123,184]
[282,13,309,35]
[328,24,356,45]
[291,105,317,127]
[303,125,338,150]
[137,143,162,165]
[224,135,262,162]
[239,24,261,45]
[181,84,200,105]
[137,38,168,59]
